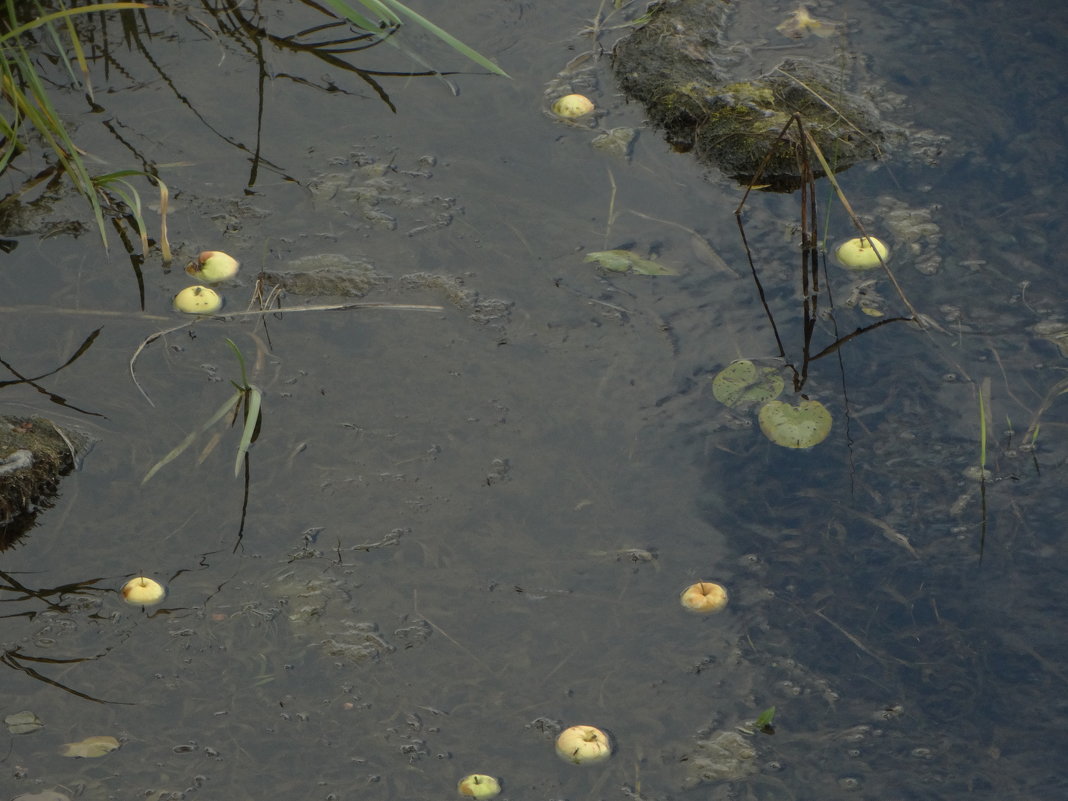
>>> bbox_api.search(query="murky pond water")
[2,1,1066,799]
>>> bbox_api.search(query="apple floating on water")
[457,774,501,799]
[121,576,166,605]
[679,581,729,613]
[186,250,240,282]
[552,93,595,119]
[173,285,223,314]
[835,236,889,270]
[555,724,612,765]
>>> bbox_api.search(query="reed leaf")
[1,2,148,250]
[234,386,262,477]
[141,388,242,484]
[321,0,509,77]
[93,169,172,261]
[224,337,250,389]
[0,3,146,43]
[378,0,510,77]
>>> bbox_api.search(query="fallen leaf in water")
[4,710,43,735]
[758,399,832,448]
[712,360,784,409]
[584,249,676,275]
[60,735,121,758]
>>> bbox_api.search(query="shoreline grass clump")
[2,1,506,257]
[0,2,165,252]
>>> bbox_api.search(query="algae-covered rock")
[0,417,93,549]
[612,0,887,190]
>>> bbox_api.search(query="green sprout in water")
[754,706,776,735]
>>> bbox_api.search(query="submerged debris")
[261,253,384,298]
[681,730,759,787]
[776,5,840,40]
[877,196,943,275]
[307,152,455,235]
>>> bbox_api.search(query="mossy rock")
[612,0,886,190]
[0,417,93,549]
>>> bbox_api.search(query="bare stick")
[129,320,196,407]
[129,302,445,406]
[803,131,923,323]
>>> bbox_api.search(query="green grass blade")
[379,0,509,77]
[318,0,508,77]
[353,0,403,25]
[5,37,109,249]
[61,7,95,102]
[95,176,148,254]
[234,386,262,477]
[316,0,398,34]
[0,3,146,43]
[0,70,26,173]
[142,388,242,484]
[224,338,250,388]
[94,169,172,261]
[978,384,987,469]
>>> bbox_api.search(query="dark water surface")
[2,1,1066,799]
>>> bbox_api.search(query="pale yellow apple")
[121,576,166,605]
[835,236,889,270]
[552,94,595,119]
[680,581,728,613]
[555,724,612,765]
[173,285,223,314]
[186,250,240,282]
[457,774,501,799]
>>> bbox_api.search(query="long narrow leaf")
[224,337,250,388]
[142,389,242,484]
[0,73,26,173]
[319,0,507,77]
[61,9,94,101]
[6,39,109,248]
[978,382,988,470]
[234,386,262,477]
[316,0,397,34]
[0,3,146,43]
[95,177,148,254]
[379,0,509,77]
[95,169,172,261]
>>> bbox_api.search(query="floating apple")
[680,581,729,613]
[173,285,222,314]
[835,236,889,270]
[552,93,595,119]
[457,774,501,799]
[121,576,166,605]
[555,724,612,765]
[186,250,240,282]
